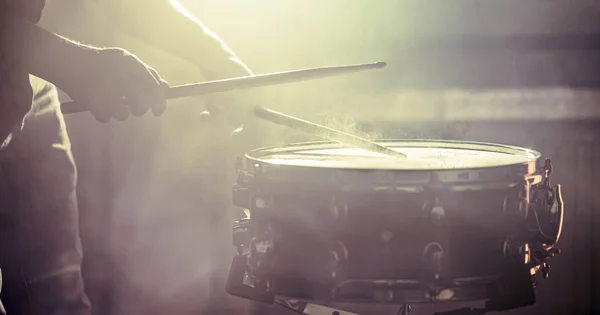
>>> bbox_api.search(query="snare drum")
[226,140,563,311]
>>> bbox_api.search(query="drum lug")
[422,198,446,227]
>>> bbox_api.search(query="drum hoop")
[244,139,541,172]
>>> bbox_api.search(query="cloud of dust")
[71,2,404,312]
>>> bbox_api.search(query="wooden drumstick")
[253,106,407,159]
[60,62,387,114]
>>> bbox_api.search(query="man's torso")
[0,75,89,315]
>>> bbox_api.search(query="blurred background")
[39,1,600,314]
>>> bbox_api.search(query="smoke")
[39,1,600,315]
[84,2,399,311]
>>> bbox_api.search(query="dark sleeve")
[4,75,83,280]
[0,76,90,313]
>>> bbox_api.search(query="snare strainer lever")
[253,106,407,159]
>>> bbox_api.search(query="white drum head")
[252,140,540,171]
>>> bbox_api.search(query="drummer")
[0,1,255,314]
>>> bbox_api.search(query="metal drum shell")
[231,140,542,304]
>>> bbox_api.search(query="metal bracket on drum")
[227,218,275,304]
[527,158,564,245]
[526,158,564,282]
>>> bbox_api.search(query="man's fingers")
[151,75,169,117]
[125,55,162,91]
[111,97,130,121]
[121,57,165,117]
[89,100,111,123]
[151,101,167,117]
[89,95,133,122]
[124,88,152,117]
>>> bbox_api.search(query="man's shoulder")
[1,0,47,24]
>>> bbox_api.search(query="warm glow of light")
[169,0,219,43]
[169,0,254,74]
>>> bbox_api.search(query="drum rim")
[244,139,541,171]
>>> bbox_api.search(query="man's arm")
[4,14,168,121]
[92,0,253,80]
[3,15,97,90]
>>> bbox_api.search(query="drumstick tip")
[374,61,387,68]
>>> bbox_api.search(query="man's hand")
[61,48,169,122]
[7,16,168,122]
